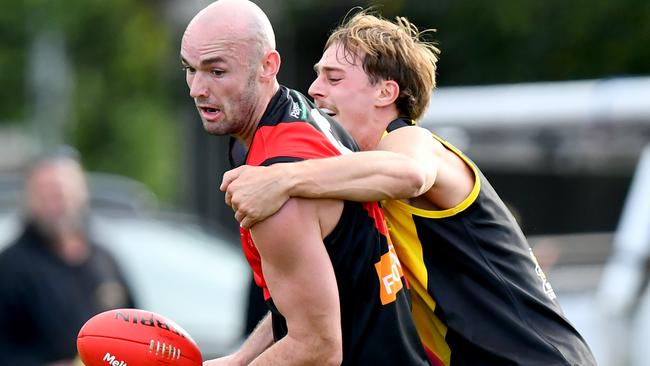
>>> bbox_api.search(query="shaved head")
[180,0,281,145]
[184,0,275,60]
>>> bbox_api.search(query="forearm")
[232,312,274,365]
[286,150,432,201]
[250,333,339,366]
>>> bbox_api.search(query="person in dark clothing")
[0,149,135,366]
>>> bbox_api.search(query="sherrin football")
[77,308,202,366]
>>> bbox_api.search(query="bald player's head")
[184,0,275,62]
[180,0,281,142]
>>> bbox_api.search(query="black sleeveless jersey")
[382,118,596,366]
[236,87,429,365]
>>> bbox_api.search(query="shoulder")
[248,199,317,265]
[251,197,342,246]
[383,124,439,143]
[0,239,32,281]
[0,235,31,264]
[378,125,447,157]
[249,121,347,166]
[252,197,316,235]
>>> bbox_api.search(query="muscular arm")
[222,126,472,228]
[247,198,343,365]
[222,127,433,200]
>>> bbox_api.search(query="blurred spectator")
[0,147,136,366]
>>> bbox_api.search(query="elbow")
[329,352,343,365]
[313,333,342,365]
[320,341,342,366]
[293,332,342,365]
[399,163,432,198]
[407,170,428,197]
[329,339,343,365]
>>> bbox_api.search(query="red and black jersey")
[236,86,429,365]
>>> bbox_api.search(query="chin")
[202,121,228,136]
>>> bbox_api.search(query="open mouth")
[198,106,223,121]
[200,107,220,113]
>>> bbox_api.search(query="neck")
[237,80,280,148]
[360,108,399,151]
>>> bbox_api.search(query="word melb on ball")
[77,308,202,366]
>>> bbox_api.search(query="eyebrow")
[180,55,227,67]
[200,56,227,66]
[313,63,343,74]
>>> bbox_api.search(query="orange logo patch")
[374,243,404,305]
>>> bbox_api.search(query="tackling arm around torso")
[221,126,474,227]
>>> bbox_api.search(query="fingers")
[232,206,258,229]
[225,190,233,207]
[234,208,246,224]
[220,166,246,191]
[240,216,256,229]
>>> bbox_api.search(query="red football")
[77,308,203,366]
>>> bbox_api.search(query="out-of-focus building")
[422,76,650,235]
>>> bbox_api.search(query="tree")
[0,0,179,201]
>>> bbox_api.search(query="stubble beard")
[202,72,260,137]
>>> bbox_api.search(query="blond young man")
[222,11,596,366]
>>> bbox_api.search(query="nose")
[308,76,325,100]
[189,72,209,99]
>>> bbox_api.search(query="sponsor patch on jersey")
[375,242,404,305]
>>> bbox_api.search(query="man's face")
[309,42,380,148]
[27,162,88,235]
[180,24,260,137]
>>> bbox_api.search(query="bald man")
[180,1,430,365]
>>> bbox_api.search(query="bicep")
[379,126,475,207]
[249,198,341,340]
[377,126,440,190]
[377,126,440,168]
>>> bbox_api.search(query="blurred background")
[1,0,649,364]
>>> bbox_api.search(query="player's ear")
[260,50,281,81]
[376,79,399,107]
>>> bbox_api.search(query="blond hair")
[325,11,440,121]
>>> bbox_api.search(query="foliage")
[284,0,650,87]
[0,0,179,201]
[379,0,650,85]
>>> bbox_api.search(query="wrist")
[283,161,303,197]
[230,351,247,366]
